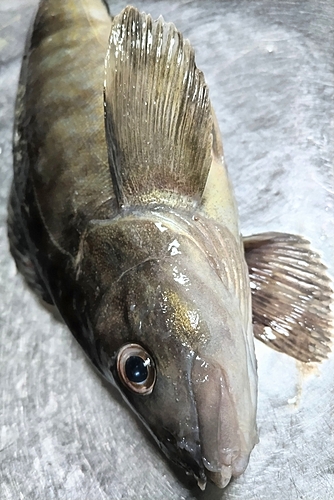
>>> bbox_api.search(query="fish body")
[8,0,333,490]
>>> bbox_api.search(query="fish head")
[78,212,258,488]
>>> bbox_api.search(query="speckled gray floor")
[1,1,333,499]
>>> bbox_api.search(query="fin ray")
[244,232,333,363]
[104,6,213,208]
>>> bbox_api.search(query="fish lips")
[148,355,250,490]
[191,354,251,489]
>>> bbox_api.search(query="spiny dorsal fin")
[104,6,213,209]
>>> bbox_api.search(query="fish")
[7,0,333,490]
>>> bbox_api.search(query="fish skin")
[8,0,332,491]
[8,0,258,488]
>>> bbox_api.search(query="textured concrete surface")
[1,0,333,499]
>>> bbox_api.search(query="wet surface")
[1,0,333,498]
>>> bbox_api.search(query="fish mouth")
[191,354,252,489]
[202,453,250,489]
[157,358,251,490]
[204,463,232,489]
[159,429,249,490]
[151,347,255,490]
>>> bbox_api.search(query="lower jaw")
[200,452,250,489]
[205,464,232,489]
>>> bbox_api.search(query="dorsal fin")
[104,6,213,209]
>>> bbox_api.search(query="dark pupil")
[125,356,148,383]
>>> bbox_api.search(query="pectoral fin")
[243,232,333,362]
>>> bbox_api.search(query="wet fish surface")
[7,0,333,490]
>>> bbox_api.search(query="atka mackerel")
[8,0,333,489]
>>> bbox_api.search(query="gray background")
[0,0,333,499]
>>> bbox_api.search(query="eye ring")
[116,343,156,395]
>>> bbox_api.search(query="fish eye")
[116,343,156,395]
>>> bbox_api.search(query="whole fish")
[8,0,333,490]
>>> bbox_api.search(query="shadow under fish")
[7,0,333,490]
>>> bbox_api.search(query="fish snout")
[191,354,251,488]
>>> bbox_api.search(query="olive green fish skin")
[9,0,258,489]
[17,0,115,255]
[10,0,115,353]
